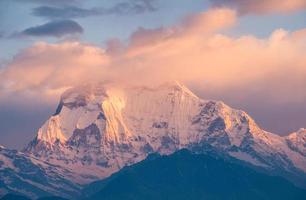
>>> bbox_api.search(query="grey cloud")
[21,20,83,37]
[32,0,157,19]
[13,0,80,6]
[108,0,157,15]
[32,6,99,19]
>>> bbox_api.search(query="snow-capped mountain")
[1,82,306,198]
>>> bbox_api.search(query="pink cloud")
[0,42,110,100]
[211,0,306,15]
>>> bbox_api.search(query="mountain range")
[0,82,305,199]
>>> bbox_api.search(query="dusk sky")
[0,0,306,149]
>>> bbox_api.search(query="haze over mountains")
[0,82,305,199]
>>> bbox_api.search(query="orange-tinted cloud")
[0,42,110,102]
[211,0,306,15]
[0,8,306,107]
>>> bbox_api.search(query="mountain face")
[83,149,306,200]
[1,82,306,198]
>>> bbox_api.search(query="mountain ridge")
[83,149,306,200]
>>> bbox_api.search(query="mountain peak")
[156,81,199,98]
[29,82,201,147]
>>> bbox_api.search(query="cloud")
[0,8,236,96]
[1,8,306,135]
[20,20,83,38]
[113,27,306,106]
[32,0,157,19]
[107,0,156,15]
[13,0,80,6]
[211,0,306,15]
[128,8,237,47]
[32,6,99,19]
[0,41,109,101]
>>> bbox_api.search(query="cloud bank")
[211,0,306,15]
[1,8,306,135]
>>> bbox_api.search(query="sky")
[0,0,306,149]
